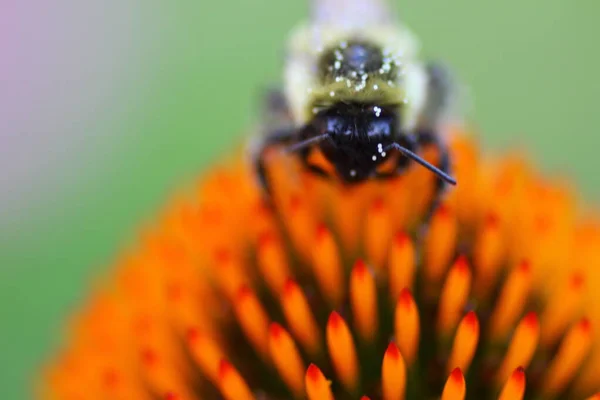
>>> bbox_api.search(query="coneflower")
[42,130,600,399]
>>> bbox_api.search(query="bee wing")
[310,0,395,28]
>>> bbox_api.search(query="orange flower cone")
[41,130,600,399]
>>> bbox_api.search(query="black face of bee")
[302,102,401,182]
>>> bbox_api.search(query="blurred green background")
[1,0,599,398]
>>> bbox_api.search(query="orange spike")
[540,272,585,347]
[285,194,318,259]
[218,360,254,400]
[98,367,148,400]
[447,311,480,374]
[394,288,420,366]
[441,368,466,400]
[281,279,321,355]
[187,328,224,383]
[248,200,278,240]
[305,364,334,400]
[408,146,439,218]
[234,286,270,358]
[496,312,539,383]
[139,347,188,397]
[301,168,329,216]
[256,232,291,295]
[365,198,393,270]
[473,213,504,296]
[449,135,482,226]
[424,204,458,284]
[543,318,593,395]
[166,275,216,338]
[268,323,306,397]
[331,186,364,253]
[586,394,600,400]
[386,175,411,228]
[388,232,416,300]
[382,342,406,400]
[213,251,249,301]
[311,225,344,305]
[438,256,472,335]
[350,260,378,342]
[326,312,359,392]
[575,349,600,397]
[489,260,533,339]
[498,367,526,400]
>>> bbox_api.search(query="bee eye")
[325,116,346,134]
[367,118,392,138]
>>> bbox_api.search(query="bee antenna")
[285,133,330,153]
[386,142,456,185]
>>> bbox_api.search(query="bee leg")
[253,128,296,197]
[417,129,452,223]
[253,87,298,197]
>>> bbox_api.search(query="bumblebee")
[254,0,457,212]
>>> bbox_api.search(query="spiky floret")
[41,129,600,399]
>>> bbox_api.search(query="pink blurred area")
[0,0,154,225]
